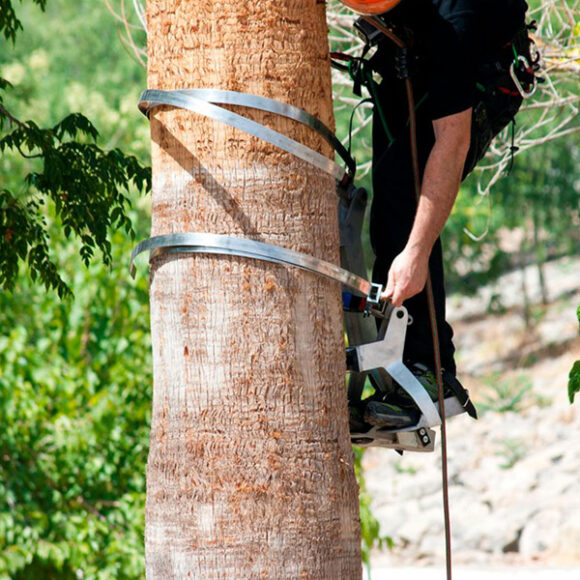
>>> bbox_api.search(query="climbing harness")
[510,55,537,99]
[465,21,542,176]
[340,12,542,178]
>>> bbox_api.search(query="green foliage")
[478,371,552,415]
[0,109,150,296]
[478,373,535,414]
[445,133,580,295]
[495,438,527,470]
[0,0,150,297]
[568,304,580,404]
[569,361,580,404]
[0,0,46,42]
[353,448,392,575]
[0,222,152,580]
[393,459,418,475]
[1,1,151,577]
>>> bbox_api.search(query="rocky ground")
[364,256,580,573]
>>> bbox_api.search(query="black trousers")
[370,95,457,376]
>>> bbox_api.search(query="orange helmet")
[339,0,403,14]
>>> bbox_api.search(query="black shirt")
[429,0,528,119]
[373,0,528,120]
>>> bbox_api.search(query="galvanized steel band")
[138,88,355,181]
[130,232,380,301]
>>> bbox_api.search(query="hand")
[381,248,430,306]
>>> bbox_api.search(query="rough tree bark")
[144,1,361,578]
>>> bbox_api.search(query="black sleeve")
[428,4,482,120]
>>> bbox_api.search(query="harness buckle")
[367,282,383,305]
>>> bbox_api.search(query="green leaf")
[0,115,150,295]
[568,361,580,404]
[53,113,99,142]
[569,305,580,404]
[0,0,48,42]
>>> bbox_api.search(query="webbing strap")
[138,89,355,181]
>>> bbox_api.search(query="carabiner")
[510,55,537,99]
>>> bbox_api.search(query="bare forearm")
[382,108,471,305]
[406,134,467,257]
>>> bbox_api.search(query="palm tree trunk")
[144,1,361,578]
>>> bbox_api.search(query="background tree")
[569,304,580,404]
[1,1,151,578]
[0,0,150,297]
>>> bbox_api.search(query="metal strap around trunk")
[130,232,381,302]
[138,89,355,181]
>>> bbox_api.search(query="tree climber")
[341,0,530,428]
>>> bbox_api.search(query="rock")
[519,509,562,557]
[365,261,580,569]
[551,517,580,563]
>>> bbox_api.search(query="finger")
[381,285,393,301]
[390,286,403,307]
[380,292,393,308]
[381,287,394,303]
[384,268,395,296]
